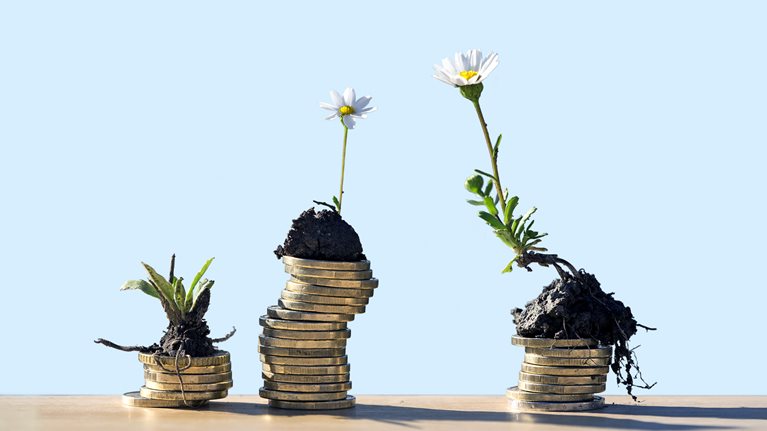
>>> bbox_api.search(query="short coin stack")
[508,336,611,412]
[259,256,378,410]
[122,350,233,408]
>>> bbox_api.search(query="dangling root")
[211,327,237,343]
[516,251,580,281]
[94,338,153,353]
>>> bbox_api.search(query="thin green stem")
[472,100,506,213]
[338,125,349,214]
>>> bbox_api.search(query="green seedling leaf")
[190,279,215,312]
[483,181,493,197]
[120,279,160,299]
[142,262,178,312]
[495,229,517,248]
[465,175,484,195]
[332,196,341,211]
[474,169,497,181]
[493,134,502,162]
[466,199,485,206]
[185,257,215,308]
[173,277,186,313]
[479,211,505,230]
[504,196,519,225]
[483,196,498,216]
[502,256,517,273]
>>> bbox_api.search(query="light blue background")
[1,1,765,396]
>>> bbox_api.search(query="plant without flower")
[95,255,235,359]
[434,49,655,399]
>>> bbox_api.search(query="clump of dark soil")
[274,207,365,261]
[512,270,655,400]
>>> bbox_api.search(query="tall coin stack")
[258,256,378,410]
[507,336,611,412]
[122,350,233,408]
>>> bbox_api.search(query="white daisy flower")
[433,49,500,87]
[320,87,376,129]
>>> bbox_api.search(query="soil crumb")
[274,207,365,261]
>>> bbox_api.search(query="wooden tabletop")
[1,395,765,430]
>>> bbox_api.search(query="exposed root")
[94,338,153,353]
[211,326,237,344]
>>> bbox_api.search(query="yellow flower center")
[339,105,354,115]
[460,70,478,80]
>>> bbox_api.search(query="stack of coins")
[507,336,611,412]
[258,256,378,410]
[121,350,233,408]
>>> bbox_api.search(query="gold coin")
[262,363,350,375]
[525,353,610,367]
[259,388,347,402]
[144,371,233,384]
[139,386,228,401]
[137,350,230,367]
[510,396,605,412]
[121,391,207,408]
[263,381,352,393]
[259,335,347,349]
[144,380,233,392]
[282,256,370,271]
[279,299,365,315]
[285,281,374,298]
[143,362,231,375]
[259,315,347,331]
[526,346,612,358]
[263,372,350,384]
[505,386,594,402]
[285,264,373,280]
[258,345,346,358]
[518,371,607,385]
[512,336,597,348]
[267,305,354,322]
[290,276,378,289]
[262,327,351,340]
[260,354,348,366]
[518,380,606,394]
[281,290,369,306]
[268,395,356,410]
[521,363,609,376]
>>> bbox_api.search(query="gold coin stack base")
[508,336,611,412]
[121,351,233,408]
[258,256,378,410]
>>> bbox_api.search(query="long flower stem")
[472,100,506,213]
[338,125,349,214]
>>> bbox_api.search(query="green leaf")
[465,175,484,195]
[510,215,522,236]
[185,257,215,309]
[483,181,493,197]
[120,279,160,299]
[332,196,341,211]
[466,199,485,206]
[495,229,517,248]
[173,277,186,313]
[502,256,517,273]
[503,196,520,225]
[190,279,215,312]
[474,169,496,181]
[141,262,178,311]
[483,196,498,216]
[493,134,502,162]
[479,211,505,230]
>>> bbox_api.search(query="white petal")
[441,57,457,75]
[454,52,467,72]
[343,88,355,106]
[342,115,356,129]
[353,96,372,111]
[468,74,480,84]
[325,113,339,120]
[469,49,481,71]
[330,90,344,107]
[433,74,454,86]
[358,106,376,113]
[320,102,338,110]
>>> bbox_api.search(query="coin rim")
[282,256,370,271]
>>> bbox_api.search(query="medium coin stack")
[507,336,611,412]
[121,350,233,408]
[258,256,378,410]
